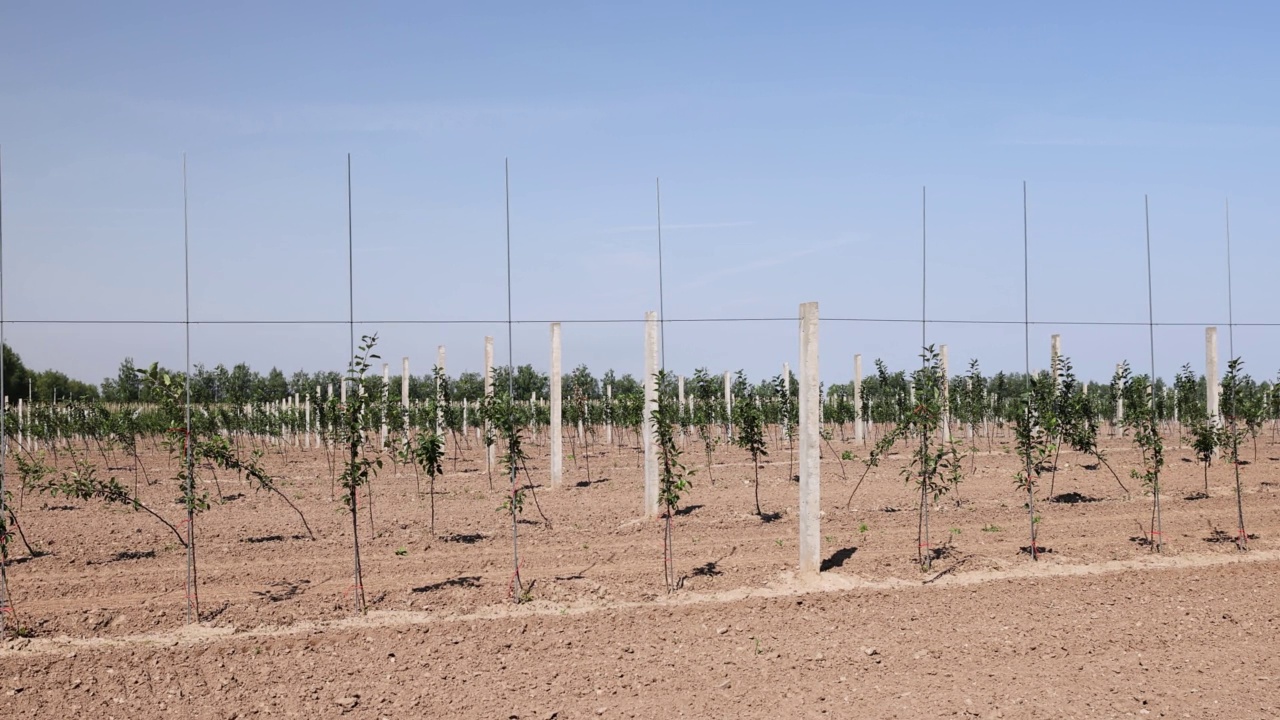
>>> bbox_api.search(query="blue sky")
[2,2,1279,387]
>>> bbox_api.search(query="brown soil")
[3,429,1280,718]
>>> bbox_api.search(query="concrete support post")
[643,311,659,519]
[605,384,613,445]
[305,396,312,449]
[798,301,821,576]
[1206,326,1221,428]
[401,358,410,408]
[550,323,563,490]
[1050,334,1062,388]
[853,354,864,444]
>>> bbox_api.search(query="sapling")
[40,450,187,546]
[774,373,798,481]
[1118,363,1165,551]
[1172,363,1203,447]
[495,395,531,602]
[843,422,904,508]
[0,462,37,558]
[476,392,497,489]
[890,346,964,570]
[409,431,446,535]
[1219,358,1250,550]
[653,370,693,592]
[340,335,382,614]
[690,368,721,484]
[573,390,593,483]
[0,475,24,636]
[1013,378,1052,558]
[962,359,991,454]
[821,427,848,482]
[1188,421,1219,497]
[732,379,769,516]
[1055,357,1129,497]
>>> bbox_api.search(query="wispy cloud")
[676,238,853,291]
[605,221,755,235]
[999,138,1129,147]
[5,88,605,138]
[991,114,1280,149]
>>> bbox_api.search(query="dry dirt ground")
[3,427,1280,718]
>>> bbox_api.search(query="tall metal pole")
[919,186,931,568]
[182,155,199,622]
[1225,199,1246,550]
[505,158,522,600]
[347,153,355,381]
[1143,195,1162,552]
[346,153,365,614]
[656,178,666,371]
[1023,181,1038,560]
[0,145,13,632]
[921,186,927,354]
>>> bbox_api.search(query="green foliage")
[496,396,529,517]
[690,368,722,483]
[865,345,967,571]
[732,372,769,516]
[1012,377,1053,498]
[340,335,382,614]
[1173,364,1204,424]
[1117,362,1165,549]
[653,370,693,592]
[1188,420,1220,496]
[960,359,987,437]
[40,450,188,547]
[1055,357,1128,495]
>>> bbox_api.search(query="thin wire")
[11,316,1275,327]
